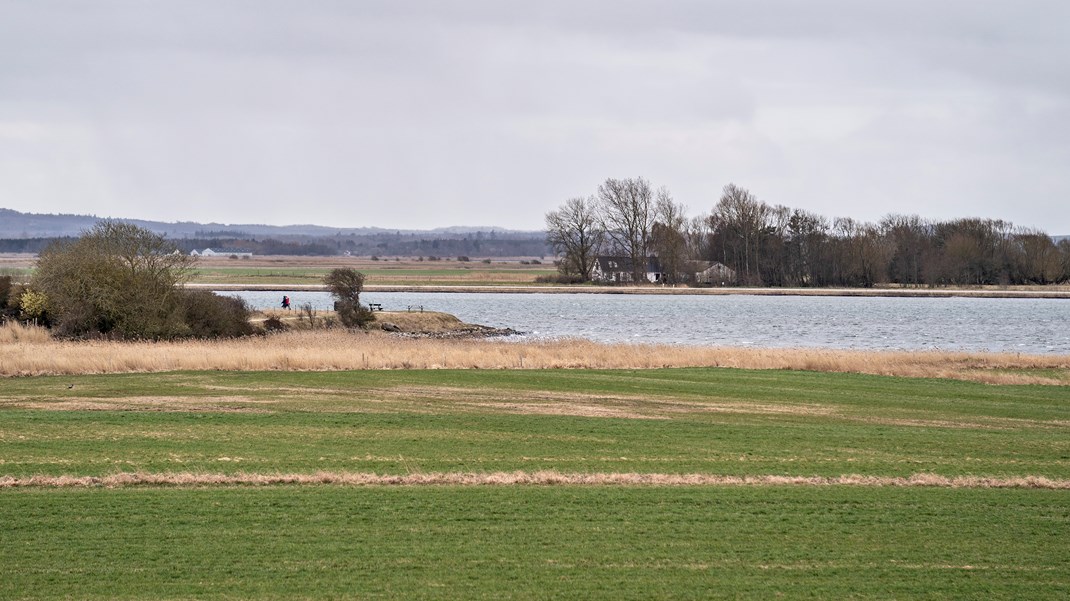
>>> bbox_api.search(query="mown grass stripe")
[3,471,1068,489]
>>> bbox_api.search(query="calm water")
[222,290,1070,354]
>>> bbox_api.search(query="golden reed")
[2,322,1068,385]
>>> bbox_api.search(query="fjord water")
[222,290,1070,354]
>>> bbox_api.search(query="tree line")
[546,178,1070,287]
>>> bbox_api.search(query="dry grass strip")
[3,322,1069,385]
[1,395,272,412]
[2,471,1067,489]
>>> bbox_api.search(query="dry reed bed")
[2,471,1067,489]
[2,323,1069,384]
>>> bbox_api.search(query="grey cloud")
[0,1,1067,232]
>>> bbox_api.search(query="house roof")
[203,248,252,254]
[595,255,662,273]
[696,261,733,274]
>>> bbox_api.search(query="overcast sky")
[1,1,1068,232]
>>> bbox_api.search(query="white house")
[191,248,253,258]
[591,256,664,284]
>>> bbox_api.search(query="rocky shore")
[374,311,521,339]
[385,323,522,339]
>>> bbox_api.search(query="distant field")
[188,256,557,286]
[0,253,34,278]
[1,367,1068,599]
[0,254,559,286]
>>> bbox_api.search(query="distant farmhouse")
[693,261,736,285]
[190,248,253,258]
[592,256,664,284]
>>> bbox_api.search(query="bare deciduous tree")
[651,187,689,284]
[598,177,655,283]
[881,214,932,287]
[545,196,603,282]
[1011,228,1063,284]
[710,183,772,285]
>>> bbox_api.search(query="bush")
[33,221,195,339]
[178,290,255,338]
[535,274,586,284]
[29,221,255,340]
[263,315,287,332]
[18,289,51,323]
[2,282,27,321]
[324,268,374,328]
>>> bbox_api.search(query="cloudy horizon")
[1,1,1068,232]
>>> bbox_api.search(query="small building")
[192,248,253,258]
[694,261,736,285]
[592,256,664,284]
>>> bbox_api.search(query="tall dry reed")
[0,321,53,344]
[2,328,1068,384]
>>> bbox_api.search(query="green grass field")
[2,368,1068,598]
[3,486,1067,599]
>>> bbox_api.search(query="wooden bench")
[368,303,383,312]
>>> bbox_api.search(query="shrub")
[32,221,194,339]
[178,290,255,338]
[263,315,287,332]
[324,268,374,328]
[535,274,586,284]
[2,282,26,321]
[18,288,52,324]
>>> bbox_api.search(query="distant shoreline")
[190,283,1070,299]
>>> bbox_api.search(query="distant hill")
[1055,235,1069,243]
[0,208,550,257]
[0,208,538,240]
